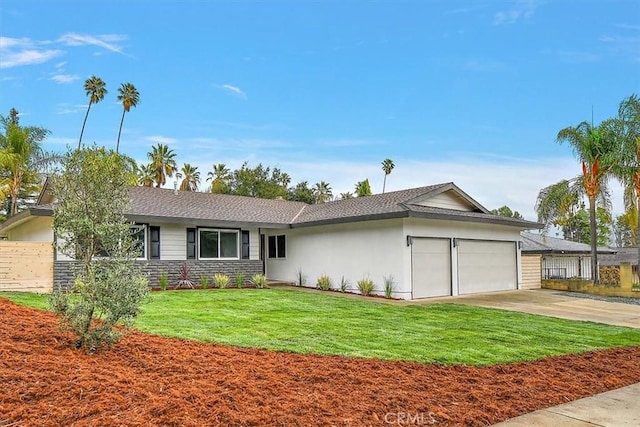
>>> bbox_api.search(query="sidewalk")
[493,382,640,426]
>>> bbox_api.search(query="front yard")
[4,288,640,365]
[2,290,640,426]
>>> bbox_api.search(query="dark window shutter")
[150,226,160,259]
[242,230,250,260]
[187,228,196,260]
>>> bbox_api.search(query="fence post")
[620,262,633,291]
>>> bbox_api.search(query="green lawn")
[3,288,640,365]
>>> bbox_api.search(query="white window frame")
[268,234,287,259]
[130,224,148,261]
[198,228,240,260]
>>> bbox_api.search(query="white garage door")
[412,238,451,298]
[458,240,517,295]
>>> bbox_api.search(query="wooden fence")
[0,241,53,293]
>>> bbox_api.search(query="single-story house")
[0,181,542,299]
[521,232,616,280]
[601,247,639,282]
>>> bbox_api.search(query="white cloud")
[216,84,247,99]
[0,47,62,69]
[57,33,127,55]
[51,74,79,84]
[493,0,541,25]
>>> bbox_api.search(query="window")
[268,234,286,259]
[198,229,239,259]
[130,225,147,260]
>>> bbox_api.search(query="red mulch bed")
[1,298,639,426]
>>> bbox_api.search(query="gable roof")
[291,183,539,228]
[521,232,616,254]
[0,181,542,234]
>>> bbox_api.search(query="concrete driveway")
[422,289,640,329]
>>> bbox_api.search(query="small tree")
[49,147,149,352]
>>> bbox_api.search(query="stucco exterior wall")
[6,216,53,242]
[265,219,408,298]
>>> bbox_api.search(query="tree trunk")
[116,110,126,153]
[588,195,599,284]
[78,102,92,150]
[382,174,387,193]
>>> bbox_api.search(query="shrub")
[296,268,307,287]
[235,273,245,288]
[339,276,349,292]
[383,274,395,299]
[213,273,230,289]
[317,275,332,291]
[251,273,268,289]
[158,271,169,291]
[199,274,209,289]
[174,263,195,289]
[357,277,375,296]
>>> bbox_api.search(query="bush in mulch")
[1,297,639,426]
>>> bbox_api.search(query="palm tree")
[313,181,332,203]
[557,120,619,283]
[147,144,176,187]
[137,163,155,187]
[116,83,140,153]
[78,76,107,150]
[206,163,231,194]
[0,110,52,216]
[340,192,354,200]
[179,163,200,192]
[381,158,395,193]
[535,178,611,242]
[355,179,372,197]
[612,94,640,266]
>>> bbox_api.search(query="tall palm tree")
[355,179,372,197]
[116,82,140,153]
[179,163,200,192]
[147,144,176,188]
[206,163,231,194]
[381,158,395,193]
[78,76,107,150]
[137,163,155,187]
[313,181,332,203]
[557,120,619,283]
[612,94,640,265]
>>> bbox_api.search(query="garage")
[458,240,517,295]
[411,238,451,298]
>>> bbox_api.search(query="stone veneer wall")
[54,259,264,291]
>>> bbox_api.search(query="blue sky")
[1,0,638,222]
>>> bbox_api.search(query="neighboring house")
[521,232,616,280]
[0,181,541,299]
[601,247,639,282]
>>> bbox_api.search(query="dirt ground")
[1,298,640,426]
